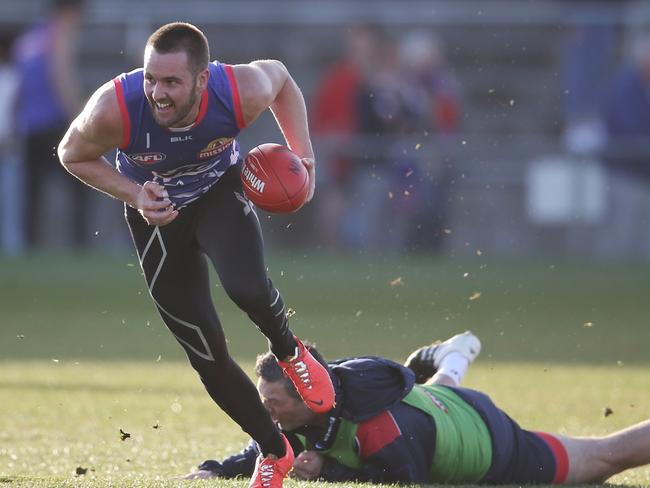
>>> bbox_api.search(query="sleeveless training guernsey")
[295,384,492,483]
[114,61,245,209]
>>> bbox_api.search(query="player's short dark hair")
[146,22,210,76]
[255,342,329,401]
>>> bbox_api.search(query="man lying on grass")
[184,332,650,484]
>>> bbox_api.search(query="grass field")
[1,252,649,487]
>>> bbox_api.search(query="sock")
[436,352,470,386]
[258,429,286,459]
[270,331,297,361]
[265,289,298,360]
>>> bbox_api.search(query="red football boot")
[277,336,335,413]
[248,434,294,488]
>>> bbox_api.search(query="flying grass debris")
[390,277,404,287]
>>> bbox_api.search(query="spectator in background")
[398,30,460,136]
[397,30,460,252]
[0,32,22,255]
[12,0,91,250]
[310,24,383,250]
[600,32,650,259]
[559,1,623,156]
[353,29,460,253]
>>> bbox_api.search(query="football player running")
[58,22,331,488]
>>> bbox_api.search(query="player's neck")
[169,89,206,130]
[169,105,200,131]
[169,121,196,131]
[313,413,329,428]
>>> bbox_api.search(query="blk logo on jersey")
[198,137,233,160]
[170,135,192,143]
[129,152,166,164]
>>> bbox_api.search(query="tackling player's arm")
[185,434,307,480]
[232,60,316,201]
[58,81,177,226]
[292,437,426,484]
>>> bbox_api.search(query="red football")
[241,143,310,213]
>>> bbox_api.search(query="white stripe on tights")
[139,226,215,361]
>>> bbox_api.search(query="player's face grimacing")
[143,47,207,128]
[257,379,320,432]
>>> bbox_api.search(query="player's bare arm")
[58,81,178,226]
[232,60,316,201]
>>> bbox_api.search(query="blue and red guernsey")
[113,61,246,208]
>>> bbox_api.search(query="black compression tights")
[126,165,295,457]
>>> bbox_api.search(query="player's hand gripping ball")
[241,143,310,213]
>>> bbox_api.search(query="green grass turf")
[1,252,649,486]
[1,252,649,364]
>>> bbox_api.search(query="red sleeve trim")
[536,432,569,484]
[112,78,131,150]
[356,411,401,460]
[224,64,246,129]
[196,88,209,125]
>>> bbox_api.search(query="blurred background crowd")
[1,0,650,260]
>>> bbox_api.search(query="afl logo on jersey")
[130,152,166,165]
[198,137,233,160]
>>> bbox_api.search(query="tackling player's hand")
[301,157,316,203]
[135,181,178,226]
[179,459,224,480]
[179,469,221,480]
[290,450,324,480]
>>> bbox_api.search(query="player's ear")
[197,67,209,90]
